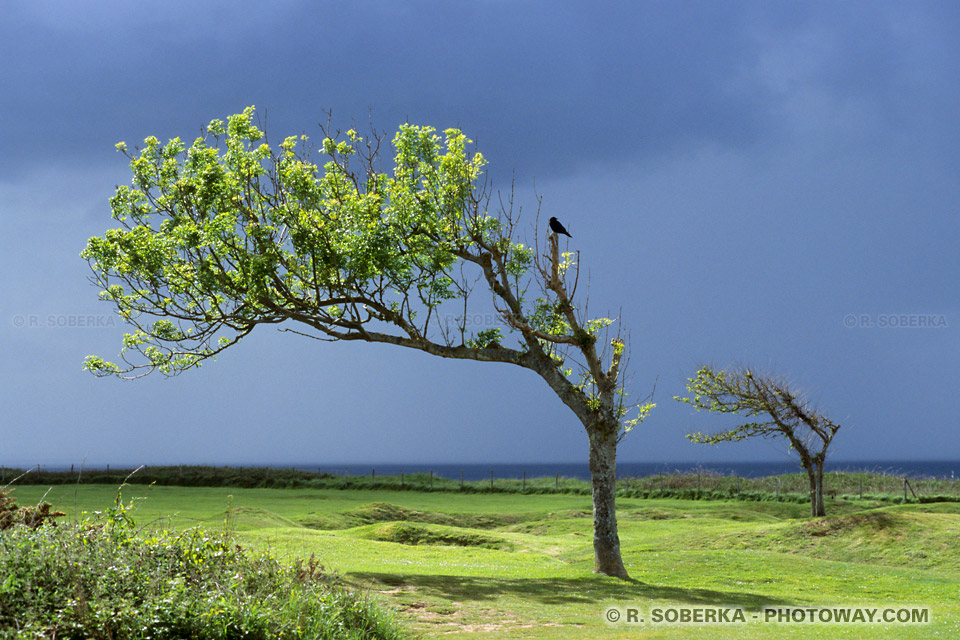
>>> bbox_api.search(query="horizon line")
[6,457,960,469]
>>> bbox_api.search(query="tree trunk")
[588,426,630,579]
[815,462,825,516]
[807,463,826,517]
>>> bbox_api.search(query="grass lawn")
[10,483,959,639]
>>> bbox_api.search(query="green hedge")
[0,494,409,640]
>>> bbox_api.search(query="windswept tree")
[82,107,653,579]
[676,366,841,516]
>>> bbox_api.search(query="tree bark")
[815,462,825,516]
[588,426,629,579]
[807,463,826,517]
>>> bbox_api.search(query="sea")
[311,460,960,481]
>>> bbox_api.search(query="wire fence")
[618,469,960,501]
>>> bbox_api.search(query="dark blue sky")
[2,0,957,469]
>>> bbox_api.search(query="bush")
[0,493,409,640]
[0,487,65,531]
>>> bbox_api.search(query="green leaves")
[530,297,569,338]
[82,355,121,376]
[83,108,501,378]
[1,499,406,639]
[466,328,503,349]
[622,400,656,434]
[677,365,841,457]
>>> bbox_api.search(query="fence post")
[859,477,863,500]
[490,470,494,489]
[372,468,375,485]
[905,478,918,500]
[344,467,348,489]
[903,477,908,503]
[522,471,526,491]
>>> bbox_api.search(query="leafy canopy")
[676,365,840,461]
[83,108,528,374]
[82,107,645,436]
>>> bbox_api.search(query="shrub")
[0,493,408,640]
[0,487,65,531]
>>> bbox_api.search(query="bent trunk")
[588,427,629,579]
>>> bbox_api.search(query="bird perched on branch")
[548,217,572,238]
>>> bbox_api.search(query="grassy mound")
[299,501,528,531]
[0,500,410,639]
[223,505,303,530]
[351,521,514,550]
[697,503,960,572]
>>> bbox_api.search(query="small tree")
[81,107,653,578]
[676,366,840,516]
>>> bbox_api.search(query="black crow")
[548,217,572,237]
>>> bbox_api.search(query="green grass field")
[9,483,959,639]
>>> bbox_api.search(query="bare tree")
[82,107,654,578]
[676,366,841,516]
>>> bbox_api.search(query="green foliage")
[529,298,569,339]
[82,108,648,436]
[619,399,655,435]
[83,107,492,378]
[0,496,409,640]
[675,366,770,443]
[675,365,839,450]
[466,328,503,349]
